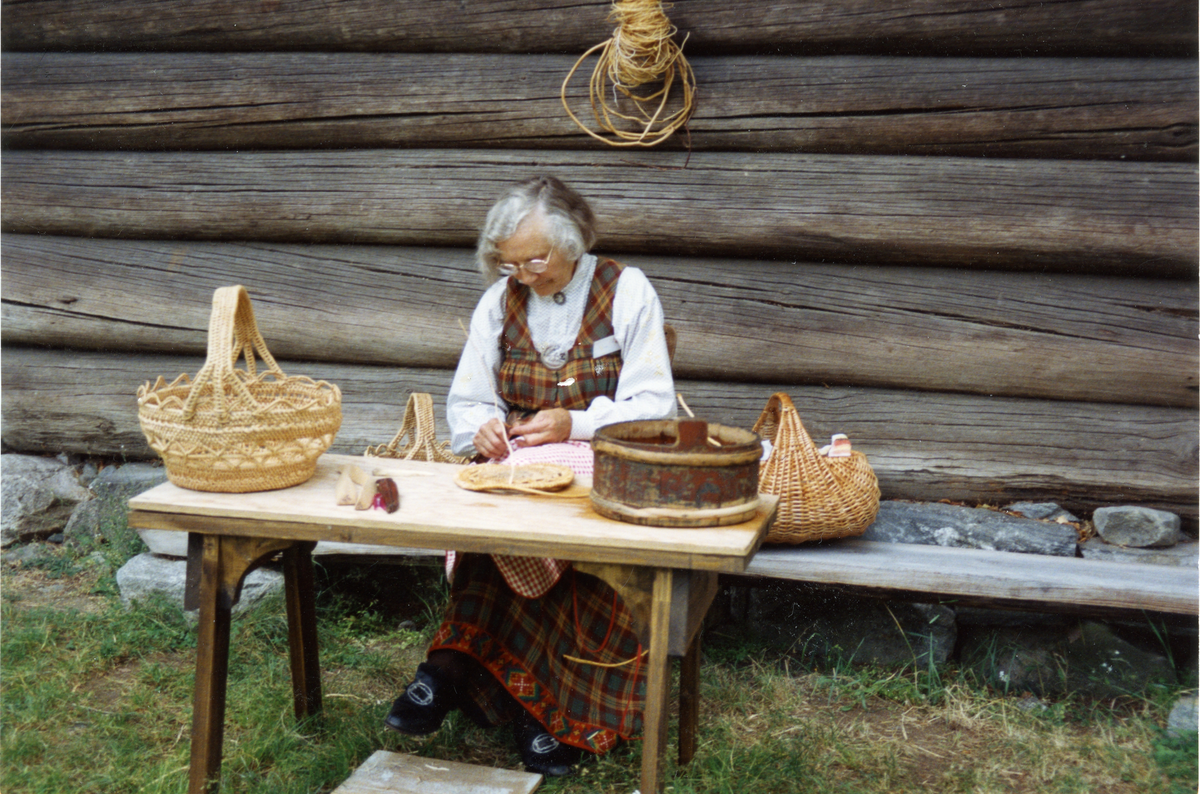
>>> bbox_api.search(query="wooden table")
[128,454,776,794]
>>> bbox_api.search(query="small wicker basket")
[137,285,342,493]
[752,393,880,544]
[364,392,469,465]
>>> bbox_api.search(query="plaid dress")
[498,257,624,413]
[429,258,646,754]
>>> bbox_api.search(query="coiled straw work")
[561,0,697,147]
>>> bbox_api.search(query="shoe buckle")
[529,732,560,755]
[406,680,436,707]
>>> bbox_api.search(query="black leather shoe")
[384,662,456,735]
[513,716,584,777]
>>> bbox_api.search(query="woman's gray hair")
[475,176,598,280]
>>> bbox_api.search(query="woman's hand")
[473,417,512,460]
[508,408,572,449]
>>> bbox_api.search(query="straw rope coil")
[365,392,470,464]
[137,285,342,492]
[561,0,697,147]
[752,393,881,544]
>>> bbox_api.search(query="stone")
[861,501,1078,556]
[1063,621,1177,699]
[1093,506,1182,548]
[1,454,93,547]
[137,528,190,558]
[62,499,104,550]
[1003,502,1081,523]
[85,462,169,551]
[959,624,1069,696]
[955,606,1070,629]
[115,552,284,618]
[1167,694,1199,739]
[738,580,957,667]
[1014,695,1049,712]
[1078,537,1198,566]
[2,543,48,566]
[90,462,168,500]
[959,620,1178,698]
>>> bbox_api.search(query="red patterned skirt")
[428,553,645,754]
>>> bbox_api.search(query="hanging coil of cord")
[560,0,697,147]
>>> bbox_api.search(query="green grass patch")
[2,542,1194,794]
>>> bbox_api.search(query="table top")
[128,454,777,572]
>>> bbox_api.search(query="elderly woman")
[385,176,676,777]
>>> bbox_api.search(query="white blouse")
[447,253,677,457]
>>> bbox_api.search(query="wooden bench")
[737,539,1199,622]
[312,535,1198,623]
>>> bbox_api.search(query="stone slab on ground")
[332,750,542,794]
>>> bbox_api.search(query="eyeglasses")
[497,257,550,276]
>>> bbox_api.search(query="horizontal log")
[2,0,1193,57]
[3,150,1195,276]
[3,53,1194,161]
[2,347,1195,524]
[2,236,1195,408]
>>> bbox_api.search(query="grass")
[2,526,1195,794]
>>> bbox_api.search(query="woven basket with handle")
[137,285,342,493]
[364,392,469,464]
[752,392,880,544]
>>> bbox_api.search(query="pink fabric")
[499,440,595,475]
[446,442,595,597]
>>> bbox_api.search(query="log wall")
[2,0,1196,526]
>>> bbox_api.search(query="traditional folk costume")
[437,253,675,754]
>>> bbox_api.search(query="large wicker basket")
[752,393,880,544]
[137,285,342,492]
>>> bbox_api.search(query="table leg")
[640,567,674,794]
[282,541,322,719]
[184,533,305,794]
[678,630,701,766]
[188,534,234,794]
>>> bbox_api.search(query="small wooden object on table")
[127,454,776,794]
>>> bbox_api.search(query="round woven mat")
[454,463,575,493]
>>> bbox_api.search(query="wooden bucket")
[591,419,762,527]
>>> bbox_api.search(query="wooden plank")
[3,236,1195,407]
[3,0,1192,57]
[3,347,1194,523]
[3,52,1194,161]
[2,150,1195,276]
[332,750,540,794]
[744,540,1199,616]
[126,455,775,572]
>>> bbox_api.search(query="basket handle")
[382,393,440,459]
[182,285,285,420]
[752,392,820,462]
